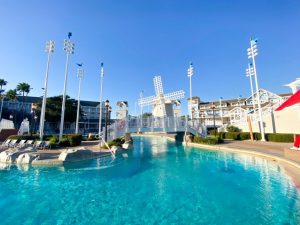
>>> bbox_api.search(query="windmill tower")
[138,76,185,117]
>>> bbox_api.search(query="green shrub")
[59,137,70,147]
[224,132,241,140]
[226,125,241,132]
[239,132,250,140]
[218,132,225,139]
[266,133,294,143]
[208,129,218,136]
[102,138,125,149]
[49,136,58,148]
[193,136,224,145]
[108,138,124,147]
[253,132,262,140]
[65,134,82,146]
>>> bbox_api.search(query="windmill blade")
[138,95,157,106]
[164,90,185,100]
[153,76,164,96]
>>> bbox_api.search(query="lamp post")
[212,104,216,136]
[219,97,223,125]
[40,40,55,140]
[34,115,38,133]
[247,38,265,141]
[98,63,104,145]
[246,63,256,111]
[187,62,194,120]
[140,91,143,130]
[104,100,111,142]
[59,32,74,142]
[75,64,84,134]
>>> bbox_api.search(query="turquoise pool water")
[0,136,300,225]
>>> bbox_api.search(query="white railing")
[0,119,14,131]
[105,116,206,141]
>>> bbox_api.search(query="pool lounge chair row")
[0,139,51,150]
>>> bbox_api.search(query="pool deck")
[15,141,113,166]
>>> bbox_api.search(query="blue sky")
[0,0,300,116]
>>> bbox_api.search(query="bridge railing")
[104,116,206,141]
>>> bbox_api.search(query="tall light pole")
[39,40,55,141]
[247,38,265,141]
[140,90,143,130]
[59,32,74,142]
[98,62,104,145]
[187,62,194,120]
[104,100,111,142]
[219,97,223,125]
[246,63,256,111]
[75,64,84,134]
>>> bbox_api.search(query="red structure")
[275,90,300,149]
[275,90,300,111]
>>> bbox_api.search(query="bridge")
[104,116,206,141]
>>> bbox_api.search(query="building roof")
[5,95,102,107]
[80,100,100,107]
[117,101,128,107]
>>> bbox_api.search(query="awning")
[275,90,300,111]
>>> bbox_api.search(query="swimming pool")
[0,136,299,224]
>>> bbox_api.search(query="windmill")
[138,76,185,117]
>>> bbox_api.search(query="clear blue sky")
[1,0,300,116]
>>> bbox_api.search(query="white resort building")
[188,89,296,134]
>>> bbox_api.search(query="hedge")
[219,132,293,142]
[65,134,82,146]
[102,137,125,149]
[266,133,294,143]
[224,132,241,140]
[193,136,224,145]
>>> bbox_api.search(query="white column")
[59,53,70,142]
[187,63,193,120]
[40,41,54,141]
[247,63,256,111]
[75,68,83,134]
[250,39,266,141]
[59,36,74,142]
[98,63,104,144]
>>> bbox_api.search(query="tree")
[0,79,7,91]
[226,125,241,132]
[0,79,8,119]
[35,95,78,124]
[16,82,31,120]
[5,89,17,123]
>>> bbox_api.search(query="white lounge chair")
[15,140,27,148]
[43,141,51,150]
[1,139,11,148]
[8,139,18,148]
[33,141,44,149]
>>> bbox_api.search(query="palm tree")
[0,79,7,91]
[5,89,17,123]
[0,79,8,120]
[16,82,31,121]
